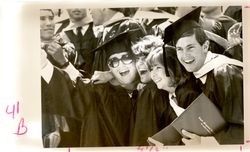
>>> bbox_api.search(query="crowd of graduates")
[40,6,243,147]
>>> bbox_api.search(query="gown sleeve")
[207,64,243,144]
[130,84,178,146]
[42,67,76,118]
[41,68,84,147]
[224,44,243,62]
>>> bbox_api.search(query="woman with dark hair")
[146,45,201,115]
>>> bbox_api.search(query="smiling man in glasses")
[75,18,147,146]
[105,37,138,88]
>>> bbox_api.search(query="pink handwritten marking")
[246,140,250,143]
[149,146,154,152]
[240,145,242,151]
[13,117,28,135]
[137,146,144,152]
[137,146,160,152]
[6,101,19,119]
[245,5,250,8]
[68,147,70,152]
[155,146,160,152]
[17,101,19,114]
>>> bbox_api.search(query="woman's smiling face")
[135,54,151,83]
[150,63,175,93]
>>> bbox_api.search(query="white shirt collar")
[168,93,185,116]
[193,51,215,84]
[41,56,54,84]
[72,24,90,36]
[203,51,216,65]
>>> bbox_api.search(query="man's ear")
[202,40,210,53]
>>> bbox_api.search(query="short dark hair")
[178,27,208,45]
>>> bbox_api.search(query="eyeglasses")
[108,54,133,68]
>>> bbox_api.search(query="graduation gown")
[41,67,82,147]
[42,68,76,117]
[204,15,236,39]
[196,64,243,144]
[130,82,177,146]
[224,6,242,22]
[75,79,137,146]
[175,75,202,109]
[224,44,243,62]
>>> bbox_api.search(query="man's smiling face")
[176,34,208,72]
[108,52,138,85]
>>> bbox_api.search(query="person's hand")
[91,71,114,84]
[228,22,242,47]
[54,34,75,56]
[44,130,61,147]
[63,42,75,59]
[137,83,146,90]
[181,129,201,145]
[46,42,68,67]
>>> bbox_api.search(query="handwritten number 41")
[6,101,19,119]
[5,101,28,135]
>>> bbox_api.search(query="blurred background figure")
[200,6,236,39]
[225,22,243,61]
[133,7,178,36]
[40,9,75,69]
[224,6,242,22]
[56,8,98,77]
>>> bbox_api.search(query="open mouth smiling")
[154,78,162,84]
[183,58,195,64]
[119,70,130,76]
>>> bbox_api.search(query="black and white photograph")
[40,6,244,148]
[1,0,250,151]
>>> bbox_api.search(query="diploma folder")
[149,93,227,145]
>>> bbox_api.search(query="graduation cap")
[93,18,146,58]
[164,7,202,45]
